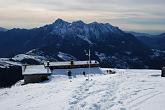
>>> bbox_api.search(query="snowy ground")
[0,69,165,110]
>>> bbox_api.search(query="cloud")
[0,0,165,34]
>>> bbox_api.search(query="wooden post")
[46,61,50,74]
[22,64,27,72]
[47,61,50,67]
[70,60,74,66]
[161,67,165,77]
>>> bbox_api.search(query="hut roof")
[23,65,51,75]
[44,60,99,67]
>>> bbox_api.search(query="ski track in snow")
[0,69,165,110]
[68,70,164,110]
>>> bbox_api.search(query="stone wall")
[0,65,23,88]
[24,74,49,84]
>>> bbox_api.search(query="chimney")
[46,61,50,67]
[70,60,74,65]
[22,64,27,72]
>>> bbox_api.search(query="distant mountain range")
[134,33,165,51]
[0,27,7,32]
[0,19,165,69]
[128,31,151,37]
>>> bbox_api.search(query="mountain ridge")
[0,27,7,32]
[135,32,165,51]
[0,19,164,69]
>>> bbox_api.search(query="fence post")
[161,67,165,77]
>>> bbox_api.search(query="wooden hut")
[22,65,51,84]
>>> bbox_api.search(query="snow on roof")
[23,65,51,75]
[45,60,99,66]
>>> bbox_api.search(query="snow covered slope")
[0,69,165,110]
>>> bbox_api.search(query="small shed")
[22,65,51,84]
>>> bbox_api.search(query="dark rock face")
[0,65,23,88]
[20,58,41,65]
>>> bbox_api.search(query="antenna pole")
[88,49,91,81]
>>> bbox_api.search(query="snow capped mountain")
[47,19,124,41]
[58,51,77,61]
[0,19,164,69]
[51,19,70,35]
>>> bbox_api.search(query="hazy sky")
[0,0,165,34]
